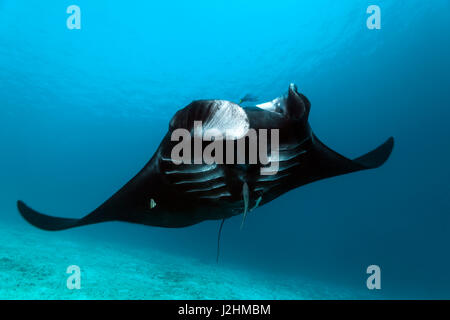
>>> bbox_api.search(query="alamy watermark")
[170,121,280,175]
[366,265,381,290]
[66,265,81,290]
[367,5,381,30]
[67,5,81,30]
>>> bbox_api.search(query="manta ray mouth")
[254,83,304,116]
[255,96,286,113]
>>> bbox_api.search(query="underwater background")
[0,0,449,299]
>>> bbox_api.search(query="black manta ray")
[17,84,394,236]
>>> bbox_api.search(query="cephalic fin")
[240,182,249,230]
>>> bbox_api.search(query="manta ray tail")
[16,200,111,231]
[216,218,227,263]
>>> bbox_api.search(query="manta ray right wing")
[250,84,394,198]
[306,134,394,183]
[253,134,394,201]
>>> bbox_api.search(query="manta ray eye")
[149,198,157,209]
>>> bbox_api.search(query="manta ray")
[17,84,394,242]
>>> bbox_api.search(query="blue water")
[0,0,449,299]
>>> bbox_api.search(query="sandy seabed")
[0,222,362,299]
